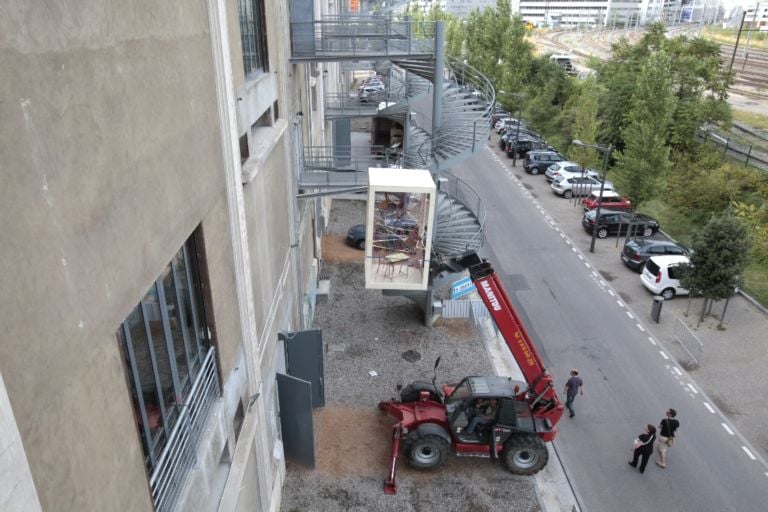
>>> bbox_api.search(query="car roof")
[629,238,679,247]
[647,254,690,265]
[588,190,621,198]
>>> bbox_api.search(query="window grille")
[118,233,220,511]
[239,0,269,76]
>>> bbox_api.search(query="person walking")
[628,424,657,474]
[656,408,680,468]
[564,369,583,418]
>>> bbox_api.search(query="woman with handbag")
[628,424,657,474]
[656,408,680,468]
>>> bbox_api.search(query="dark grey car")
[621,238,690,272]
[523,150,565,175]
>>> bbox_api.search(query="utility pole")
[729,11,748,74]
[742,3,759,70]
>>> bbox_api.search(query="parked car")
[359,84,386,102]
[640,255,691,299]
[545,161,599,182]
[581,209,660,238]
[506,138,551,159]
[491,111,511,125]
[621,238,691,272]
[551,175,614,198]
[346,224,367,249]
[523,150,565,175]
[581,190,632,211]
[500,129,539,150]
[346,224,404,250]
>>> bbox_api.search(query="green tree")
[611,50,677,206]
[679,215,751,322]
[498,14,535,103]
[565,77,603,169]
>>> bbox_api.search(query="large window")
[238,0,269,77]
[118,233,211,471]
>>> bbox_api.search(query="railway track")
[535,26,768,101]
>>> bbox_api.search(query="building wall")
[0,1,257,510]
[0,373,43,512]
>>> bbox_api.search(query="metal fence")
[696,127,768,172]
[671,317,704,369]
[442,299,489,319]
[150,348,220,512]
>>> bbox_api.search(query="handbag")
[665,436,675,447]
[632,438,642,450]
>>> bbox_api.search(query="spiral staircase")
[290,13,494,316]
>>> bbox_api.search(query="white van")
[640,255,690,299]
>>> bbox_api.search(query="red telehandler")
[377,253,565,494]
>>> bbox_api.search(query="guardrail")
[291,19,436,59]
[303,145,401,172]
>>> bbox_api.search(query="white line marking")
[672,367,682,376]
[626,312,634,319]
[647,336,657,345]
[721,423,734,435]
[659,351,669,360]
[616,301,625,307]
[600,280,607,287]
[577,254,584,260]
[687,384,698,394]
[703,402,716,413]
[636,323,645,332]
[584,262,590,268]
[608,290,615,296]
[572,247,578,253]
[742,446,757,460]
[591,271,599,278]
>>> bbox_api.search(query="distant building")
[445,0,498,18]
[514,0,699,28]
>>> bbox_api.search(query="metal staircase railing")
[433,171,486,257]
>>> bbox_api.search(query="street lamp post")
[573,139,614,253]
[512,93,525,168]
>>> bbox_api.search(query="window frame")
[238,0,269,78]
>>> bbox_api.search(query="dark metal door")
[276,373,315,468]
[333,119,351,168]
[280,330,325,407]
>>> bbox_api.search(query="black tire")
[563,190,573,199]
[406,433,450,469]
[502,435,549,475]
[661,287,676,300]
[355,239,365,250]
[400,381,440,403]
[643,226,654,237]
[531,167,539,175]
[597,227,609,239]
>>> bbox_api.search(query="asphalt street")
[450,140,768,512]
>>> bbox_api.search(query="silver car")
[551,175,614,198]
[544,161,599,182]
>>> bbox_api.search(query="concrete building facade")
[1,0,333,511]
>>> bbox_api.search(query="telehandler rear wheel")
[406,433,449,469]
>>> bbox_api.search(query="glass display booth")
[364,168,436,290]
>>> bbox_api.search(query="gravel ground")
[280,199,542,512]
